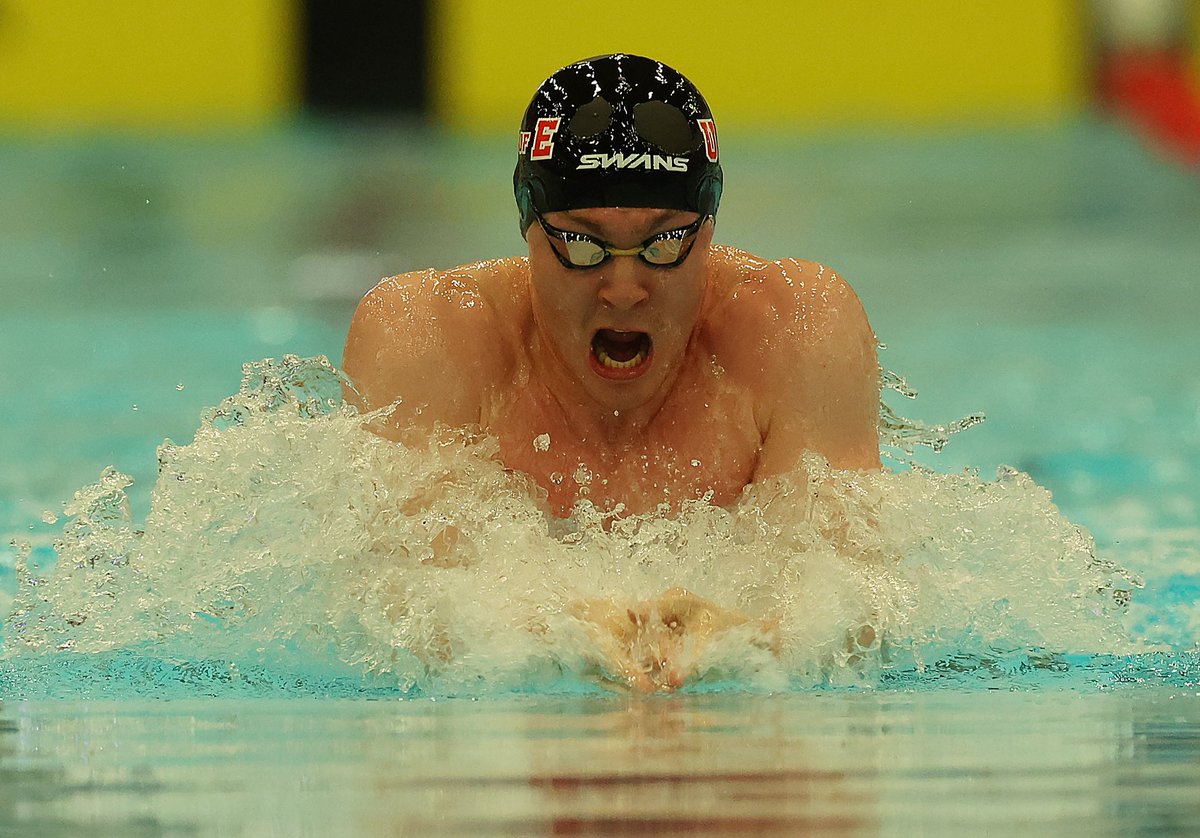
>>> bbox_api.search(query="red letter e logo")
[530,117,561,160]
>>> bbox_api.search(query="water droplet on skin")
[131,404,139,411]
[690,459,701,468]
[550,472,564,485]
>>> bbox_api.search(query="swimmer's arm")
[342,270,502,441]
[750,261,882,478]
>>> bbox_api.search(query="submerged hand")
[570,587,780,693]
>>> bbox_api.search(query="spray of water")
[0,356,1146,696]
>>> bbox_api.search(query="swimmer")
[345,53,880,513]
[343,54,881,688]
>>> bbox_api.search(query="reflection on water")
[2,691,1199,836]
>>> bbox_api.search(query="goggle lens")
[641,237,684,265]
[564,239,608,267]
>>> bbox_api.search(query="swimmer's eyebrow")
[562,209,692,237]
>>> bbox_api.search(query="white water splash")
[1,356,1144,694]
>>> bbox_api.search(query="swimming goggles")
[535,212,708,269]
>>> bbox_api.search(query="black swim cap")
[514,53,722,235]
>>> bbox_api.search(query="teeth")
[596,344,647,369]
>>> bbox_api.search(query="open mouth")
[590,329,653,380]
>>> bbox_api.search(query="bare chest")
[485,383,761,517]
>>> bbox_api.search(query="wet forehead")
[547,207,699,239]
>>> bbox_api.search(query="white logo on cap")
[576,153,688,172]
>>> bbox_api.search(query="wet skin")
[342,208,882,690]
[343,207,881,517]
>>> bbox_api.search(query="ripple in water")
[0,356,1162,697]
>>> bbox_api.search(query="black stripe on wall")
[302,0,429,114]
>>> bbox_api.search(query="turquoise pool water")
[2,120,1199,833]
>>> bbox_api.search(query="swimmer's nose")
[596,261,651,310]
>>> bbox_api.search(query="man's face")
[526,206,714,414]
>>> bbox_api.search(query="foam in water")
[0,356,1152,696]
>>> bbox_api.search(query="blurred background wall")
[2,0,1198,526]
[431,0,1087,131]
[0,0,299,129]
[0,0,1194,139]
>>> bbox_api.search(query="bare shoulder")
[703,246,881,472]
[704,247,874,369]
[342,258,527,432]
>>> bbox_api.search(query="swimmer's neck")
[546,383,668,444]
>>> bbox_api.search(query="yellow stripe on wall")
[0,0,298,130]
[432,1,1086,133]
